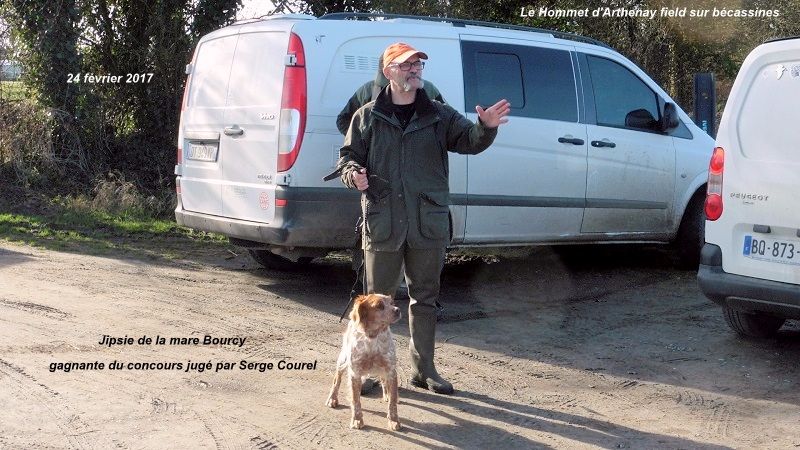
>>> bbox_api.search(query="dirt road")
[1,240,799,449]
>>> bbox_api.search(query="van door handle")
[591,140,616,148]
[558,136,584,145]
[224,125,244,136]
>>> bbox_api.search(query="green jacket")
[337,86,497,251]
[336,78,445,135]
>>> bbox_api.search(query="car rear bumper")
[175,186,361,250]
[697,243,800,319]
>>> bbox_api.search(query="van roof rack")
[319,12,612,49]
[232,13,315,26]
[765,35,800,44]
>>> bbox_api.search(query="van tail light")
[278,32,307,172]
[175,146,182,196]
[704,146,724,221]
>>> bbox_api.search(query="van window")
[474,52,524,109]
[462,41,578,122]
[586,55,659,130]
[188,35,237,108]
[524,47,578,122]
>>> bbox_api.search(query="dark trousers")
[365,243,448,383]
[364,244,446,313]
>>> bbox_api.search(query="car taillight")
[278,32,307,172]
[704,146,724,220]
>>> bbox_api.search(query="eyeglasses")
[388,60,426,71]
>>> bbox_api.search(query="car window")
[524,46,578,122]
[462,41,578,122]
[587,55,659,130]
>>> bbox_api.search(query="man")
[337,42,509,394]
[336,54,445,136]
[337,54,446,397]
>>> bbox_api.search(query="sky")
[236,0,278,20]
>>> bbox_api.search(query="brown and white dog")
[325,294,401,430]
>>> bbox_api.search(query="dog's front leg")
[386,371,401,431]
[380,376,389,402]
[349,375,364,429]
[325,366,344,408]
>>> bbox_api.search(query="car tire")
[674,192,705,269]
[248,249,313,271]
[723,307,785,338]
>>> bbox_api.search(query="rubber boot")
[409,308,454,395]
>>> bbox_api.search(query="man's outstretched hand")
[476,99,511,128]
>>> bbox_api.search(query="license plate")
[187,142,218,162]
[743,235,800,266]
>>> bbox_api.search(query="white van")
[698,36,800,337]
[175,13,714,270]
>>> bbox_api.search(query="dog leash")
[325,168,368,323]
[332,174,389,323]
[340,218,366,323]
[339,259,364,323]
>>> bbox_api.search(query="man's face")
[383,56,425,93]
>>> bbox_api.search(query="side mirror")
[625,108,658,130]
[660,102,680,132]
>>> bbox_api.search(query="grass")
[0,80,28,102]
[0,199,231,262]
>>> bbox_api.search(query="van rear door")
[220,28,291,222]
[181,30,239,217]
[182,22,293,223]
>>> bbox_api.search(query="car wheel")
[248,249,313,271]
[723,307,785,338]
[674,192,705,269]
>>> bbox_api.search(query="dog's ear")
[350,295,368,326]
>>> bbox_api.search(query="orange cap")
[382,42,428,66]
